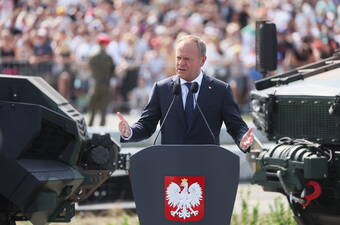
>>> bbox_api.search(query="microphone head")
[191,82,199,93]
[172,82,181,95]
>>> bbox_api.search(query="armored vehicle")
[251,21,340,225]
[0,75,128,225]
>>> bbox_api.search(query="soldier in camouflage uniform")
[88,34,115,126]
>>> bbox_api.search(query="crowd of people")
[1,0,340,125]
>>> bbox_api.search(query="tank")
[250,21,340,225]
[0,75,129,225]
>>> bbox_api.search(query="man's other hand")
[240,128,254,151]
[117,112,131,138]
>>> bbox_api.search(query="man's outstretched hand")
[117,112,131,138]
[240,128,254,152]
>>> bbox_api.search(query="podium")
[129,145,239,225]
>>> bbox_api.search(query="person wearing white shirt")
[116,35,253,152]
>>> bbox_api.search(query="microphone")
[153,82,181,145]
[191,82,217,145]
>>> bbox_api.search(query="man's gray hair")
[176,35,206,57]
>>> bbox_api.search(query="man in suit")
[117,35,253,151]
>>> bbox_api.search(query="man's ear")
[201,56,207,66]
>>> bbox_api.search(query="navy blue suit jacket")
[121,74,248,147]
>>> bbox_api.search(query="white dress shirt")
[179,70,203,109]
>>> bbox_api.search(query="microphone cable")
[191,82,217,145]
[153,82,181,145]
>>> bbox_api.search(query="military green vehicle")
[251,21,340,225]
[0,75,129,225]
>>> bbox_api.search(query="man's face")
[175,40,206,81]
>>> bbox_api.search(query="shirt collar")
[179,70,204,86]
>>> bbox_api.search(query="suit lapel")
[188,74,214,131]
[170,76,187,129]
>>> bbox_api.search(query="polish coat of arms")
[164,176,205,222]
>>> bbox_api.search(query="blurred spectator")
[119,33,141,112]
[58,71,72,100]
[1,0,340,116]
[312,39,332,59]
[29,29,54,80]
[285,36,315,69]
[229,45,251,113]
[267,1,292,33]
[204,34,229,81]
[219,0,235,23]
[53,45,78,102]
[238,3,250,28]
[141,38,166,85]
[0,29,17,74]
[88,34,115,126]
[160,35,176,77]
[16,36,34,62]
[74,32,97,65]
[129,77,150,115]
[106,29,122,65]
[276,31,294,72]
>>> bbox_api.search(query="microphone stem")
[193,95,217,145]
[153,95,177,145]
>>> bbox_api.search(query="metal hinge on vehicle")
[329,95,340,116]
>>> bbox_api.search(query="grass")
[231,188,297,225]
[17,189,296,225]
[17,210,140,225]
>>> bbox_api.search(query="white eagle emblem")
[166,178,203,219]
